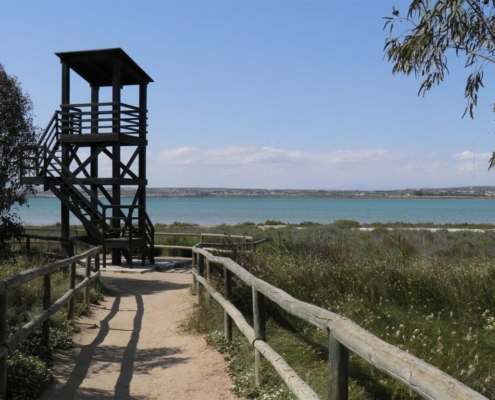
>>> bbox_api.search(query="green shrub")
[332,219,360,228]
[264,220,285,226]
[6,350,53,400]
[170,221,199,227]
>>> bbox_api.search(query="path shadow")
[114,293,141,399]
[53,295,121,398]
[54,386,150,400]
[103,276,190,298]
[50,275,190,399]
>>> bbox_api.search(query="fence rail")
[191,245,487,400]
[0,236,100,399]
[13,230,258,253]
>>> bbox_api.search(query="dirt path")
[40,267,237,400]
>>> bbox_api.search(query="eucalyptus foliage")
[383,0,495,167]
[0,64,38,254]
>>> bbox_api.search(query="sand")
[39,267,236,400]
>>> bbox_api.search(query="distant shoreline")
[29,185,495,200]
[29,194,495,200]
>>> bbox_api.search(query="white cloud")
[453,150,492,161]
[152,146,396,169]
[69,146,494,189]
[147,145,473,189]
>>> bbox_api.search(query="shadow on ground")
[49,273,191,399]
[103,275,190,298]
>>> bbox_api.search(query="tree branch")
[465,0,495,43]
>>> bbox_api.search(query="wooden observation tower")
[23,48,155,267]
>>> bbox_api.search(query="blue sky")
[2,0,495,190]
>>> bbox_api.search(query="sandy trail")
[40,267,236,400]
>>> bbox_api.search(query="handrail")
[192,245,487,400]
[153,232,267,253]
[60,102,141,111]
[37,111,59,146]
[0,235,100,399]
[45,147,107,213]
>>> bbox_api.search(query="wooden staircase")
[22,109,155,267]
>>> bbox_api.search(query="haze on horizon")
[2,0,495,191]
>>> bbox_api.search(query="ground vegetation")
[0,250,104,399]
[183,222,495,398]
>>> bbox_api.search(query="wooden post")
[0,292,7,399]
[328,331,349,400]
[206,259,211,281]
[95,251,100,273]
[111,58,122,266]
[84,256,91,305]
[26,236,31,251]
[67,261,76,320]
[60,62,71,258]
[90,85,99,227]
[197,254,204,277]
[253,287,266,386]
[138,83,148,264]
[191,251,197,292]
[223,265,233,342]
[42,273,51,348]
[197,254,204,303]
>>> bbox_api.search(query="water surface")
[16,197,495,226]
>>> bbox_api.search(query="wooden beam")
[112,59,122,265]
[328,332,349,400]
[61,62,71,257]
[60,133,119,143]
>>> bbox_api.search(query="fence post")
[206,259,211,281]
[223,265,233,342]
[192,250,196,268]
[26,236,31,252]
[328,331,349,400]
[197,254,204,303]
[95,251,100,273]
[253,287,266,386]
[84,256,91,305]
[191,250,197,291]
[42,273,51,348]
[0,291,7,399]
[67,260,76,320]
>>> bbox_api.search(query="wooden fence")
[0,236,100,399]
[11,230,257,254]
[191,244,487,400]
[154,232,256,252]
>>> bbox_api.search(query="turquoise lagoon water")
[15,196,495,226]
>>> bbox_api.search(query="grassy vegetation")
[14,220,495,398]
[182,221,495,399]
[0,249,104,400]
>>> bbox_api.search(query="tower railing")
[59,102,143,136]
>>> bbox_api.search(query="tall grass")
[187,224,495,398]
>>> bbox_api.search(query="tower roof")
[55,48,153,87]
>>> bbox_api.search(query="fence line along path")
[40,267,236,400]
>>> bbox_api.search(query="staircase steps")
[21,107,155,266]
